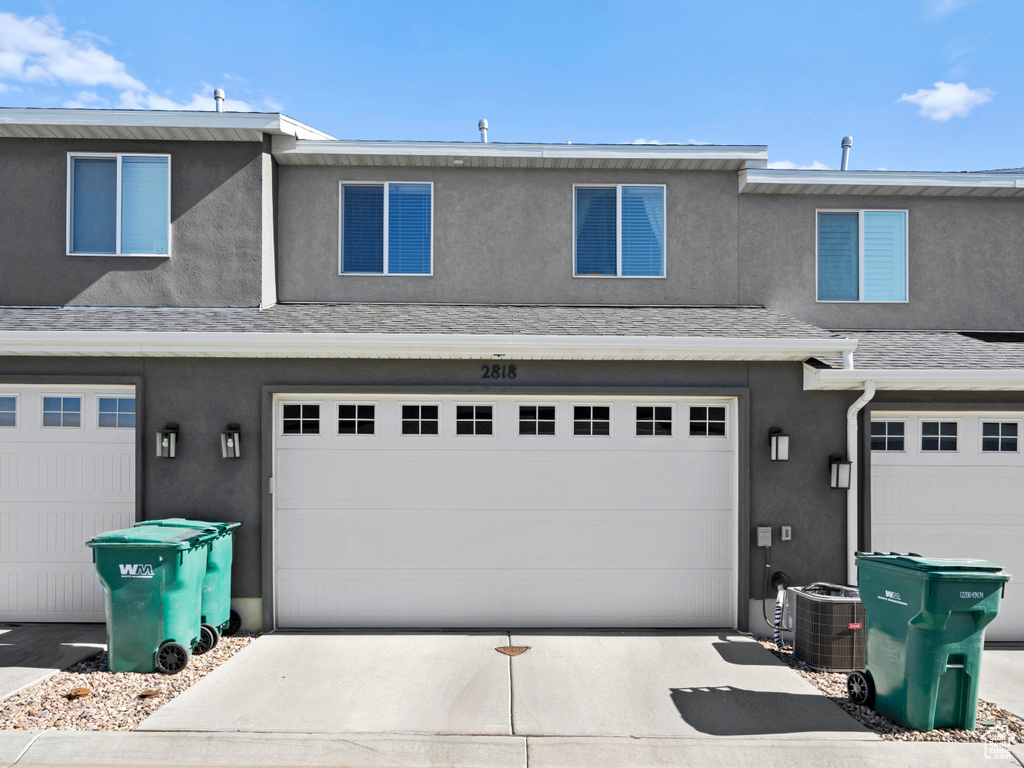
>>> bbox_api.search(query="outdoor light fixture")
[769,427,790,461]
[221,423,241,459]
[156,424,179,459]
[829,454,852,489]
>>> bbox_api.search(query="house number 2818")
[481,364,517,379]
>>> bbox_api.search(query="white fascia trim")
[0,108,335,140]
[0,331,854,361]
[279,139,768,163]
[804,365,1024,391]
[741,168,1024,193]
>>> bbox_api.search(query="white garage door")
[0,385,136,622]
[274,394,737,628]
[871,411,1023,641]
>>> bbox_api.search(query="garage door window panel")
[921,421,957,452]
[982,421,1018,453]
[871,420,905,452]
[0,396,16,428]
[636,405,672,436]
[98,397,135,429]
[338,404,375,435]
[283,404,320,435]
[42,396,81,428]
[402,404,439,435]
[455,405,493,436]
[519,405,556,436]
[573,405,611,436]
[689,406,727,437]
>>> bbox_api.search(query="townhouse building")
[0,108,1021,638]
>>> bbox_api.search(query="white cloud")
[899,81,992,121]
[0,12,272,113]
[767,160,831,170]
[631,138,713,146]
[926,0,972,18]
[0,13,144,90]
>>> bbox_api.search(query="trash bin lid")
[856,552,1004,572]
[87,525,214,550]
[135,518,241,534]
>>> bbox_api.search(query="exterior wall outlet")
[756,526,772,547]
[781,525,792,542]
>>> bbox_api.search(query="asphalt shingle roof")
[817,330,1024,370]
[0,304,837,339]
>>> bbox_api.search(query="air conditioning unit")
[789,583,865,673]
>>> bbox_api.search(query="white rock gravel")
[0,634,253,731]
[760,640,1023,745]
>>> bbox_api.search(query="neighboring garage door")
[0,385,135,623]
[871,411,1023,641]
[274,394,737,628]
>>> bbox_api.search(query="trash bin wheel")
[155,641,190,674]
[195,623,220,655]
[847,670,874,707]
[224,609,242,636]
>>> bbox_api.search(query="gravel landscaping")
[760,640,1023,745]
[0,633,253,731]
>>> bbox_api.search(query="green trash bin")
[133,518,242,653]
[87,526,214,674]
[848,552,1010,731]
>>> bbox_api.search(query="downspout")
[846,379,876,584]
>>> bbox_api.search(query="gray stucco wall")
[738,193,1024,331]
[0,356,857,631]
[0,138,266,307]
[276,167,740,305]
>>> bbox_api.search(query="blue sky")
[1,1,1020,171]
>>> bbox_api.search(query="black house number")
[481,364,517,380]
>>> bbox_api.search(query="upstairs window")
[817,210,907,302]
[68,154,170,256]
[341,182,432,275]
[575,185,665,277]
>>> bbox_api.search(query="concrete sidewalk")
[0,624,105,700]
[137,631,870,739]
[981,647,1024,720]
[1,731,1019,768]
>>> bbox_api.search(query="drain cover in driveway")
[495,646,530,656]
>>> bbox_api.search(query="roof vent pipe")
[478,118,489,143]
[214,88,225,113]
[841,136,853,171]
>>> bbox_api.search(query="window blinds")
[575,187,617,275]
[862,211,906,301]
[71,158,117,254]
[342,185,384,273]
[121,156,169,255]
[621,185,664,277]
[817,212,859,301]
[388,183,431,274]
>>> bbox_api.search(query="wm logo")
[119,563,155,578]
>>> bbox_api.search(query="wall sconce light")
[769,427,789,461]
[156,423,179,459]
[221,423,241,459]
[829,454,852,489]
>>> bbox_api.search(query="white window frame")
[398,402,442,437]
[572,183,667,279]
[41,393,84,430]
[870,419,907,453]
[453,402,496,438]
[336,402,378,438]
[66,153,172,257]
[815,208,909,303]
[980,419,1021,454]
[0,393,18,430]
[96,395,136,430]
[570,403,614,438]
[516,403,558,438]
[338,181,434,276]
[634,403,674,438]
[280,402,323,438]
[688,404,729,439]
[920,418,959,453]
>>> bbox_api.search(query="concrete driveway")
[137,631,872,740]
[0,623,106,700]
[980,646,1024,720]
